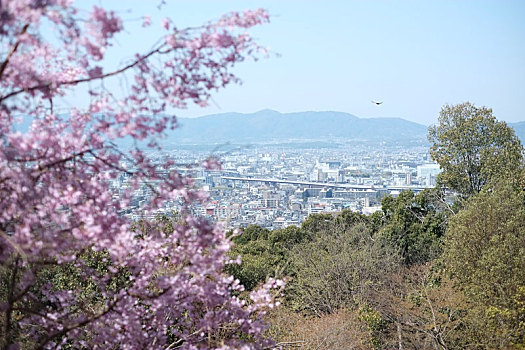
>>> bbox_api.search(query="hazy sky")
[74,1,525,126]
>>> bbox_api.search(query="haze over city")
[65,0,525,126]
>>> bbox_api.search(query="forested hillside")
[226,102,525,349]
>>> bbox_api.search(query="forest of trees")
[227,103,525,349]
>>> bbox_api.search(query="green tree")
[379,189,447,265]
[442,181,525,348]
[300,212,337,234]
[288,220,400,316]
[428,102,523,198]
[227,225,310,291]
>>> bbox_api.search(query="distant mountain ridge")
[510,121,525,144]
[168,109,429,145]
[12,109,525,146]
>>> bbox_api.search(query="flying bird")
[371,100,383,105]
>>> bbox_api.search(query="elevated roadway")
[221,176,428,192]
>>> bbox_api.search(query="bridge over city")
[221,176,428,192]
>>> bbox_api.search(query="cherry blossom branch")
[0,24,29,81]
[38,152,89,170]
[0,39,167,103]
[0,4,275,348]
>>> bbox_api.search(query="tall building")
[417,164,441,186]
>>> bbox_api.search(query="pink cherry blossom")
[0,1,278,349]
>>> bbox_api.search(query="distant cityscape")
[110,142,441,230]
[108,108,522,231]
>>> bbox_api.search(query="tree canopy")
[428,102,523,197]
[442,181,525,347]
[379,189,447,265]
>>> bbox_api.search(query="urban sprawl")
[112,143,441,230]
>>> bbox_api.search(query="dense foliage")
[443,181,525,346]
[379,188,448,265]
[0,1,281,349]
[228,102,525,349]
[428,102,523,198]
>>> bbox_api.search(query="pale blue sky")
[72,0,525,125]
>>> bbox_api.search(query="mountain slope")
[510,121,525,144]
[168,109,428,144]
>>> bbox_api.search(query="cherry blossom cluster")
[0,1,279,349]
